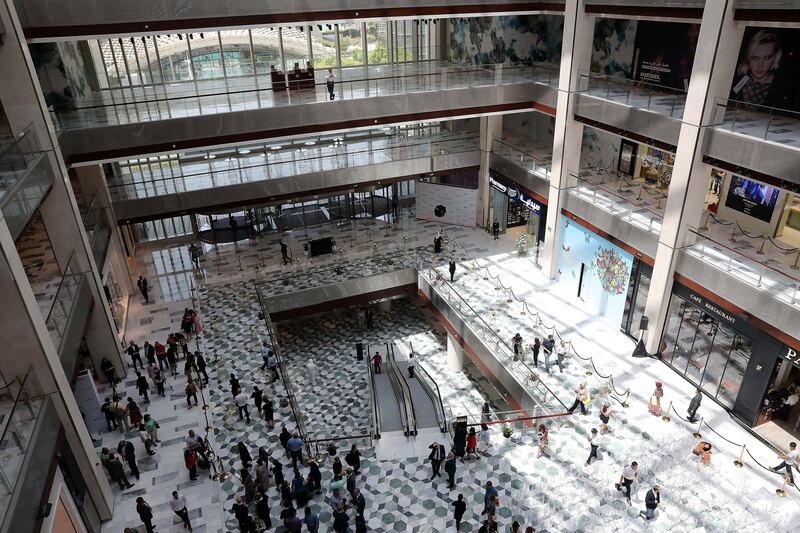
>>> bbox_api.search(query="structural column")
[643,0,743,354]
[447,332,465,372]
[540,0,594,279]
[476,115,503,227]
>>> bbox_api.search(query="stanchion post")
[215,256,221,275]
[729,225,738,242]
[757,235,767,255]
[637,183,644,201]
[734,444,745,468]
[699,211,710,231]
[662,401,672,422]
[792,248,800,270]
[237,252,243,272]
[776,476,788,497]
[693,417,703,438]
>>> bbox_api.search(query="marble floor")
[100,213,800,533]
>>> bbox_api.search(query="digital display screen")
[724,176,779,222]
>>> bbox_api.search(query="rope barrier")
[767,236,800,252]
[735,223,764,240]
[709,214,735,226]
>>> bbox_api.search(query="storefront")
[487,175,547,262]
[658,281,787,425]
[620,257,652,338]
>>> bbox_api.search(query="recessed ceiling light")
[238,148,251,154]
[203,154,216,159]
[260,152,268,157]
[270,145,282,150]
[304,141,316,146]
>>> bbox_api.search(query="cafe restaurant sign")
[490,177,542,214]
[673,283,757,338]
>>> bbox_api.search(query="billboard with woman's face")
[729,27,800,112]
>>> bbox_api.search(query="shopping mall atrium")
[2,0,800,531]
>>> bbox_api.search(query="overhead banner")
[489,176,542,214]
[632,21,700,91]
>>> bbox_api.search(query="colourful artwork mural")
[449,15,564,66]
[555,215,634,326]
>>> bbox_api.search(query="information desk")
[307,237,334,256]
[288,68,315,91]
[270,69,286,91]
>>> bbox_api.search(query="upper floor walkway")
[56,61,558,164]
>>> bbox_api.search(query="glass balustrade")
[711,97,800,147]
[577,72,687,119]
[491,138,552,181]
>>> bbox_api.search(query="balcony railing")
[0,369,45,523]
[711,97,800,145]
[50,63,555,130]
[0,126,54,240]
[577,71,687,119]
[491,138,552,182]
[45,253,86,352]
[82,195,111,266]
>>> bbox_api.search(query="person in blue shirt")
[482,481,498,515]
[287,432,304,468]
[304,506,320,533]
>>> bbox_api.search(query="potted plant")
[501,424,513,439]
[327,442,338,456]
[529,372,539,383]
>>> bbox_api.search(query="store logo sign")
[490,177,541,214]
[688,292,737,325]
[489,177,507,194]
[784,348,800,367]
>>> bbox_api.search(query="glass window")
[310,24,337,68]
[220,30,254,77]
[366,21,389,65]
[671,303,698,373]
[686,311,713,384]
[108,39,130,86]
[156,34,191,82]
[339,22,363,66]
[140,36,162,84]
[88,40,110,89]
[718,335,752,408]
[250,27,283,75]
[701,323,735,397]
[189,32,223,80]
[281,26,311,71]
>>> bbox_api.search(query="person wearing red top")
[126,398,143,426]
[466,427,478,460]
[154,341,167,371]
[185,448,198,481]
[371,352,383,374]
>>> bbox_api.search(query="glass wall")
[339,22,363,66]
[310,24,338,68]
[366,21,389,64]
[220,30,254,77]
[132,215,193,242]
[189,32,224,79]
[660,293,752,408]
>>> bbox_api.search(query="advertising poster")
[632,21,700,91]
[724,176,779,222]
[729,27,800,112]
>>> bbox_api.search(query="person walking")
[428,442,446,480]
[260,341,272,371]
[639,485,661,521]
[138,424,156,455]
[136,497,155,533]
[466,427,478,460]
[568,383,590,415]
[408,352,416,378]
[305,359,318,389]
[185,379,199,408]
[280,240,291,265]
[365,306,374,330]
[101,397,118,431]
[143,341,156,367]
[189,242,201,269]
[332,504,349,533]
[371,351,383,374]
[279,426,292,453]
[326,68,336,100]
[453,493,467,532]
[771,441,798,486]
[492,219,500,240]
[535,424,548,458]
[304,506,319,533]
[353,487,366,517]
[170,491,193,531]
[263,397,275,428]
[444,451,457,489]
[586,428,600,465]
[107,453,134,489]
[235,389,251,422]
[449,259,457,282]
[137,276,150,303]
[272,458,284,489]
[599,404,612,433]
[127,341,143,370]
[135,372,150,403]
[648,381,664,416]
[555,341,567,371]
[153,369,166,397]
[100,357,118,385]
[532,337,541,367]
[250,386,264,413]
[287,432,304,469]
[194,351,209,384]
[308,458,322,494]
[143,414,160,444]
[615,461,639,504]
[542,335,555,373]
[512,333,523,361]
[345,467,357,498]
[687,388,702,423]
[117,439,140,479]
[238,441,253,469]
[345,444,362,474]
[127,398,143,429]
[255,492,272,530]
[480,402,491,431]
[185,448,198,481]
[482,481,498,516]
[154,341,167,371]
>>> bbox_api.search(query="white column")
[540,0,595,279]
[644,0,743,354]
[447,332,464,371]
[477,115,503,226]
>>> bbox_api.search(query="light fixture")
[141,36,146,43]
[238,148,251,154]
[327,24,332,30]
[178,34,183,40]
[260,152,268,157]
[199,32,204,38]
[203,154,216,159]
[270,145,282,150]
[304,141,316,146]
[433,19,437,24]
[189,33,194,39]
[317,25,323,31]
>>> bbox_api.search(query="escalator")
[389,341,447,434]
[367,343,411,437]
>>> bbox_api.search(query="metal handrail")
[387,343,417,436]
[384,343,410,436]
[408,341,447,433]
[366,343,381,440]
[578,70,688,96]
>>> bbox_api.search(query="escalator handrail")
[388,343,417,436]
[384,343,410,435]
[408,342,448,433]
[366,343,381,439]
